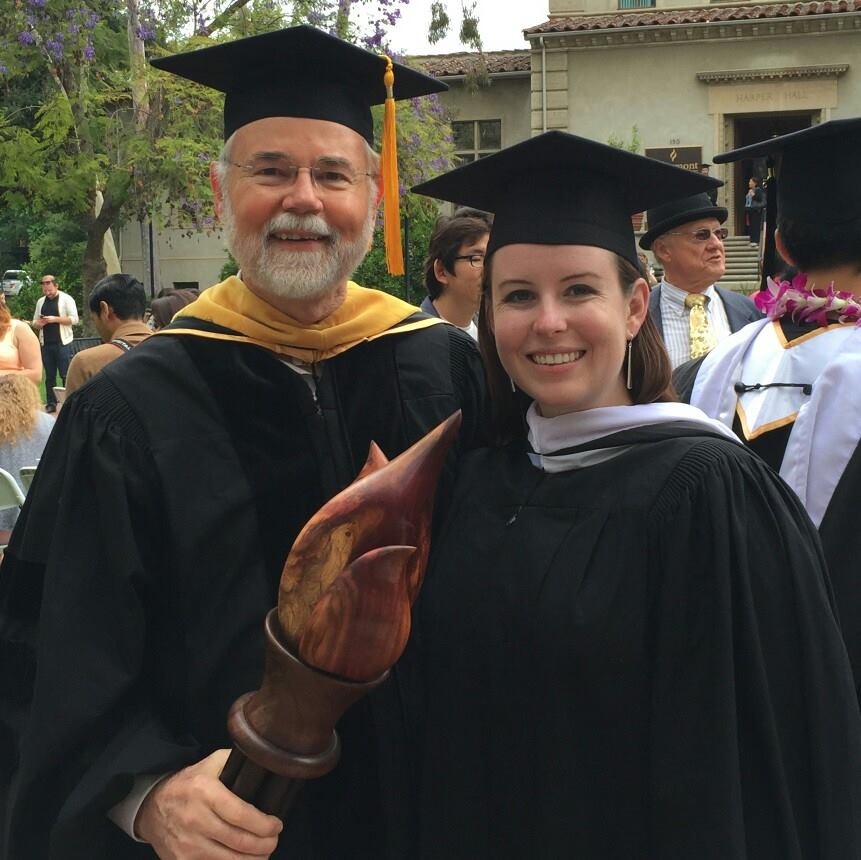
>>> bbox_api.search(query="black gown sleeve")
[646,439,861,858]
[0,381,201,858]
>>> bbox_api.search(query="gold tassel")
[382,56,404,276]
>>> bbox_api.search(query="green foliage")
[13,214,87,321]
[0,0,474,297]
[7,279,43,324]
[353,207,439,303]
[428,1,451,44]
[607,126,641,154]
[219,253,239,282]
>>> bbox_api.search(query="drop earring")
[625,338,633,390]
[509,376,516,393]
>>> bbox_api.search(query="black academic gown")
[674,318,861,703]
[0,316,486,859]
[408,425,861,859]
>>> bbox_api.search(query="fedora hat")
[639,192,727,250]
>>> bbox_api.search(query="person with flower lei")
[676,118,861,702]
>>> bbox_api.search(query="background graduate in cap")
[681,117,861,704]
[0,25,487,860]
[403,129,861,858]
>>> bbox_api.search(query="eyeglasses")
[665,227,729,243]
[228,157,376,192]
[452,254,485,269]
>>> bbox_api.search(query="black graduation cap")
[150,24,447,142]
[713,118,861,225]
[412,131,721,267]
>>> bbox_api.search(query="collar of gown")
[164,276,440,362]
[526,401,739,473]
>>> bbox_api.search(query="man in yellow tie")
[640,192,761,368]
[0,25,486,860]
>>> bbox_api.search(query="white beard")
[221,193,376,301]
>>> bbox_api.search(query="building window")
[618,0,655,7]
[452,119,501,165]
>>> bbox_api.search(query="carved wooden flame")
[278,411,462,681]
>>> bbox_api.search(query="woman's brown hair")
[0,301,11,337]
[477,250,676,444]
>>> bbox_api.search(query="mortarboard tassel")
[382,56,405,276]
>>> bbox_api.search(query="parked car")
[1,270,29,297]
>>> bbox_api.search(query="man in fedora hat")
[640,192,760,368]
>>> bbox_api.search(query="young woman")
[0,296,42,385]
[745,176,765,245]
[405,132,861,859]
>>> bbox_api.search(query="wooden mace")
[220,411,462,819]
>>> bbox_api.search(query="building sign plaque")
[645,146,703,171]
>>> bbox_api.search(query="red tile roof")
[526,0,861,33]
[413,50,530,77]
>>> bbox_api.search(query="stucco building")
[423,0,860,238]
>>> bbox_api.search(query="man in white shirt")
[640,193,760,368]
[31,274,79,411]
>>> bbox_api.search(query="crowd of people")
[0,22,859,860]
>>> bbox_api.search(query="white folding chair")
[19,466,37,492]
[0,467,26,554]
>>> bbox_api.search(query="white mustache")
[265,213,334,240]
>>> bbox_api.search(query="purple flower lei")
[755,272,861,327]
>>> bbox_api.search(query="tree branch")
[198,0,254,36]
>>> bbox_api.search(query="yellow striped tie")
[685,293,717,359]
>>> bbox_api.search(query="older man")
[640,193,760,368]
[0,27,485,860]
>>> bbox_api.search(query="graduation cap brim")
[150,25,447,142]
[714,117,861,226]
[713,118,861,163]
[412,131,721,266]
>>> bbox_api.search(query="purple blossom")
[25,15,36,26]
[0,64,7,75]
[27,0,47,8]
[83,42,94,60]
[135,23,155,41]
[85,11,98,29]
[68,23,80,34]
[18,31,36,45]
[409,131,421,148]
[430,156,447,171]
[362,29,384,50]
[45,38,64,59]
